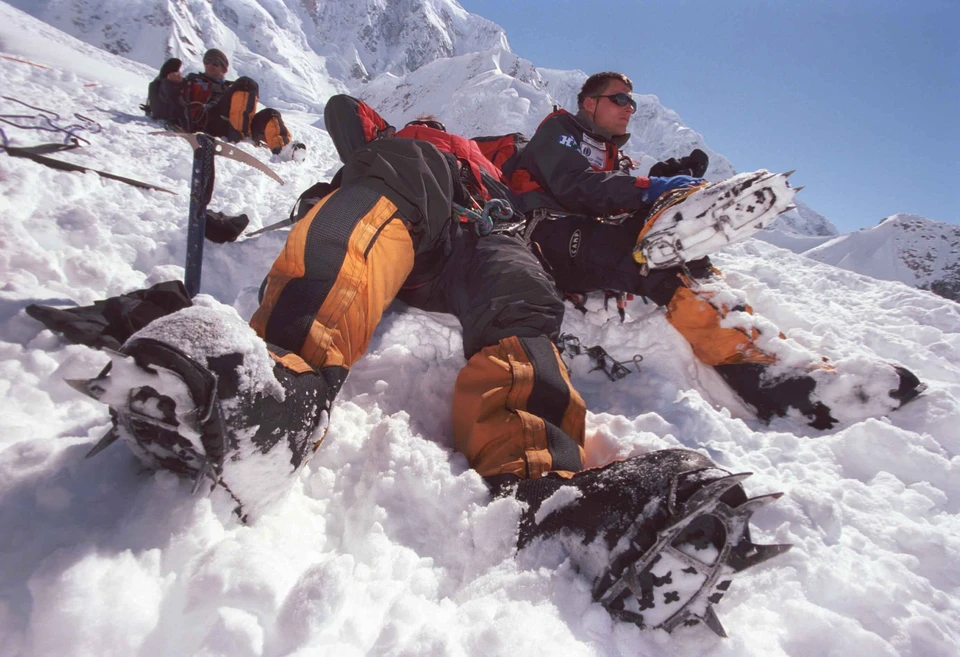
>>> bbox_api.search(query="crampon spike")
[793,185,805,192]
[178,408,202,435]
[84,426,120,458]
[783,169,796,178]
[65,377,106,401]
[728,542,793,572]
[701,605,728,638]
[676,472,752,516]
[738,492,784,516]
[598,472,791,638]
[192,460,213,495]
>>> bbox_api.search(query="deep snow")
[1,4,959,657]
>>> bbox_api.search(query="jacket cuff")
[634,177,651,189]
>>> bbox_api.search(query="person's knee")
[231,76,259,94]
[252,108,290,151]
[453,335,585,480]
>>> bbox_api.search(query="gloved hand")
[649,148,709,178]
[640,175,703,204]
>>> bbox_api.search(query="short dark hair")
[577,72,633,108]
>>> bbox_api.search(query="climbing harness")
[453,198,515,236]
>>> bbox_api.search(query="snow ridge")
[803,213,960,302]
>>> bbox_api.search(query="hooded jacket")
[505,109,653,217]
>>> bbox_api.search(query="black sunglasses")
[593,93,637,111]
[406,119,447,132]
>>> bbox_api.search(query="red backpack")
[472,133,529,175]
[181,74,225,131]
[396,124,504,201]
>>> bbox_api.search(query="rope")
[453,198,514,236]
[0,95,102,145]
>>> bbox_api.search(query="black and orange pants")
[251,139,585,486]
[204,77,292,152]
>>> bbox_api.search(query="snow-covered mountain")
[7,0,507,111]
[8,0,737,177]
[802,213,960,302]
[2,3,959,656]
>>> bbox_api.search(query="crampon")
[592,470,791,636]
[66,338,225,493]
[634,169,800,271]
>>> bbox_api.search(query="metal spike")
[785,203,797,212]
[65,377,106,401]
[680,472,752,516]
[782,169,796,178]
[793,185,805,192]
[178,408,202,435]
[729,542,793,573]
[737,492,785,516]
[192,460,212,495]
[701,605,728,638]
[84,426,120,458]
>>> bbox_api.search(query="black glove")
[649,148,709,178]
[205,210,249,243]
[158,58,182,79]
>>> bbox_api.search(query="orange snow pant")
[250,139,585,484]
[204,77,291,152]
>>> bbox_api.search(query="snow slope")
[1,4,959,657]
[803,213,960,302]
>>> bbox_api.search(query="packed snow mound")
[803,213,960,302]
[2,4,960,657]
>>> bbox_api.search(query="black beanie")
[203,49,229,69]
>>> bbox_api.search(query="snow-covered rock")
[803,213,960,302]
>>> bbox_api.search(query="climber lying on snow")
[34,71,924,639]
[46,103,796,640]
[318,86,926,431]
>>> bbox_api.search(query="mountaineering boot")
[716,361,927,430]
[634,170,799,271]
[204,209,249,243]
[66,306,340,517]
[510,449,791,637]
[275,141,307,162]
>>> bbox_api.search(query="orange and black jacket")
[506,109,653,217]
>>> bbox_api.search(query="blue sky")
[459,0,959,232]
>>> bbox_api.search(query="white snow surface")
[1,4,960,657]
[803,213,960,292]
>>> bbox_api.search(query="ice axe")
[152,131,284,297]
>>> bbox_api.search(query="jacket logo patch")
[580,143,606,169]
[569,229,582,258]
[558,134,577,149]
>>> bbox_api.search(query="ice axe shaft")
[153,131,284,297]
[184,133,216,297]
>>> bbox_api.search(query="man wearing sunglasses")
[506,72,704,295]
[504,72,922,430]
